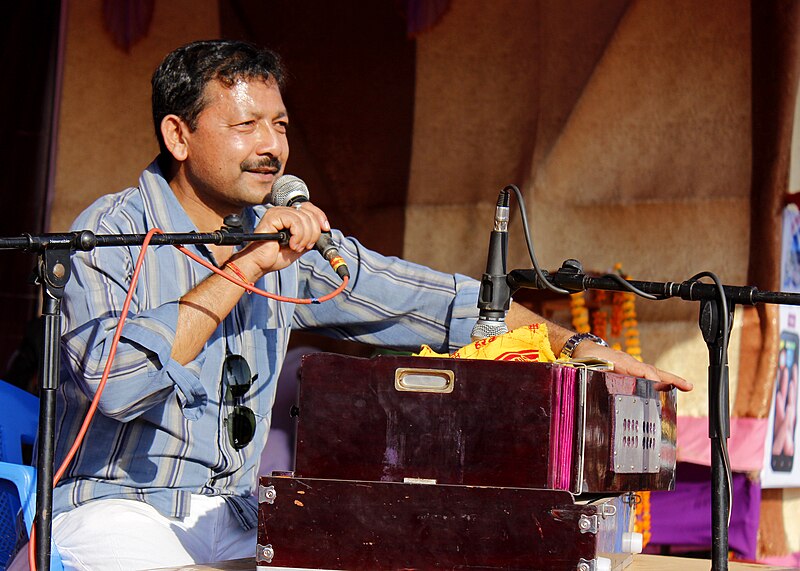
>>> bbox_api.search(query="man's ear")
[161,115,190,162]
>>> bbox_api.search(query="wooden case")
[256,475,639,571]
[291,354,676,494]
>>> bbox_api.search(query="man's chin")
[245,173,283,206]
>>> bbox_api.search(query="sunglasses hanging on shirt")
[221,349,257,450]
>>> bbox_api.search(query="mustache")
[240,156,282,173]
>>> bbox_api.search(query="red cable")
[29,229,348,570]
[175,244,348,303]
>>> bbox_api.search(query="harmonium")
[257,353,677,571]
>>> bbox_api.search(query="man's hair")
[151,39,286,157]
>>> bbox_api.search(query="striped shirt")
[53,160,480,528]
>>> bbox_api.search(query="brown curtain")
[739,1,800,417]
[220,1,416,258]
[747,0,800,559]
[0,1,63,389]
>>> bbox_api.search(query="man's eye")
[275,121,289,132]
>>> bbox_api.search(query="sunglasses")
[222,352,258,450]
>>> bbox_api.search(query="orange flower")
[592,309,608,339]
[570,292,591,333]
[633,491,652,546]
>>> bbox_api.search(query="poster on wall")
[762,205,800,488]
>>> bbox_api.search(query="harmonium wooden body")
[257,353,678,571]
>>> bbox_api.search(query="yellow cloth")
[417,323,556,362]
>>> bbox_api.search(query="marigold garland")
[633,490,652,547]
[622,291,642,361]
[610,292,624,337]
[591,307,607,339]
[569,263,649,546]
[570,291,591,334]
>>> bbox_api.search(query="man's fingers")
[294,201,330,232]
[259,206,323,252]
[626,362,693,392]
[653,369,694,392]
[582,344,694,392]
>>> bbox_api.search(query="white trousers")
[7,494,256,571]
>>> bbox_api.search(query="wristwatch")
[559,332,609,360]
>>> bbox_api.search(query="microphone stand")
[507,259,800,571]
[0,225,288,571]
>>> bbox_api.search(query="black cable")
[504,184,570,295]
[508,183,671,301]
[600,272,660,300]
[688,271,733,526]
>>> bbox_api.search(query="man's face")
[181,78,289,211]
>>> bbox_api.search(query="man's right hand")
[172,202,330,365]
[227,201,331,283]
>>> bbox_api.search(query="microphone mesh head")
[270,174,310,206]
[470,318,509,341]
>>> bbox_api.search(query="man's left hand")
[572,341,693,392]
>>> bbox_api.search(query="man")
[10,39,690,570]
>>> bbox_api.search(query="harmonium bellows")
[257,353,678,571]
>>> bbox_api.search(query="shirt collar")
[137,158,198,234]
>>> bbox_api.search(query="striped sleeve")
[61,192,207,422]
[292,231,480,353]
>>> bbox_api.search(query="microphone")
[470,189,511,340]
[270,175,349,279]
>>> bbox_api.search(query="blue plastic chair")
[0,381,62,570]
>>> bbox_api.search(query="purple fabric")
[404,0,451,37]
[648,462,761,560]
[102,0,155,52]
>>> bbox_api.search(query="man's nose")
[255,123,284,156]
